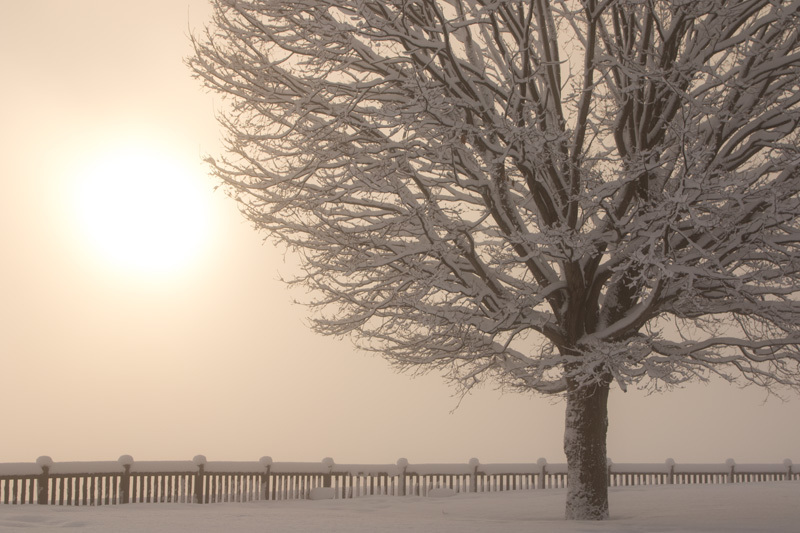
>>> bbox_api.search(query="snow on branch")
[190,0,800,395]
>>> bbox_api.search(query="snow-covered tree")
[190,0,800,519]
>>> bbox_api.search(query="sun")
[74,145,212,276]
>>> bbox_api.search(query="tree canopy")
[191,0,800,519]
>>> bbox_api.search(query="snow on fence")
[0,456,796,506]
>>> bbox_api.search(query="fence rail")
[0,456,796,506]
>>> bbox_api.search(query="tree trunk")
[563,379,610,520]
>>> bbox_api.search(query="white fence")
[0,456,796,505]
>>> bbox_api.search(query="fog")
[0,1,796,467]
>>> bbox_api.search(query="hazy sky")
[1,1,797,466]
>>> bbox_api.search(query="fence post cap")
[725,458,736,467]
[606,457,613,466]
[783,458,793,467]
[468,457,480,468]
[536,457,548,466]
[322,457,335,469]
[118,455,134,466]
[397,458,409,468]
[259,456,273,467]
[192,455,207,466]
[665,458,676,466]
[36,456,54,468]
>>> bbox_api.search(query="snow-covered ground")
[1,482,797,532]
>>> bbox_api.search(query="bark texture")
[564,380,610,520]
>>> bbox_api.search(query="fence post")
[322,457,334,488]
[606,457,613,487]
[784,459,793,481]
[259,457,272,500]
[536,458,547,489]
[726,458,735,484]
[396,458,409,496]
[665,458,675,485]
[193,455,207,504]
[36,456,53,505]
[468,458,480,493]
[118,455,133,504]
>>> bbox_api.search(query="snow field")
[0,481,798,532]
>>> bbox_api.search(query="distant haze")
[0,1,796,466]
